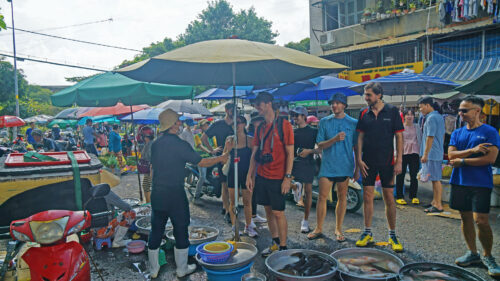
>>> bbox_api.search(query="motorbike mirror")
[90,184,110,198]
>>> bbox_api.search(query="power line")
[0,52,109,72]
[0,18,114,36]
[5,26,142,52]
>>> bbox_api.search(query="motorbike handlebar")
[91,210,113,219]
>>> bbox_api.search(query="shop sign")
[339,61,424,83]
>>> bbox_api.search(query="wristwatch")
[284,174,292,178]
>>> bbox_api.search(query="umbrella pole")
[232,63,240,242]
[129,103,144,202]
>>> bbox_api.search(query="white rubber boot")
[148,249,160,278]
[174,247,196,277]
[112,226,131,248]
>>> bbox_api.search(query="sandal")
[425,206,444,213]
[335,233,346,243]
[307,232,324,240]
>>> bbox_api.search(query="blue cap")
[291,106,308,116]
[329,93,348,106]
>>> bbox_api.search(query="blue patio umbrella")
[120,108,164,124]
[349,72,460,95]
[194,88,249,100]
[78,115,120,126]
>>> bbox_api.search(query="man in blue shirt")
[307,93,358,243]
[448,96,500,277]
[25,122,35,145]
[82,119,98,155]
[418,97,445,213]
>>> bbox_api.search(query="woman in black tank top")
[223,115,257,237]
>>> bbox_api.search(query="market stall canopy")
[24,115,53,124]
[78,103,149,118]
[77,115,120,126]
[209,101,254,114]
[157,100,211,116]
[0,116,25,128]
[116,39,347,85]
[50,72,193,107]
[48,119,77,129]
[278,76,359,101]
[349,72,460,95]
[54,107,92,120]
[195,88,249,100]
[120,108,164,125]
[455,69,500,95]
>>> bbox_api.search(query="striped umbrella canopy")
[349,72,460,95]
[0,116,25,128]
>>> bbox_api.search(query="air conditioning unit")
[326,31,335,44]
[320,31,336,50]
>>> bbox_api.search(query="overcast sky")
[0,0,310,86]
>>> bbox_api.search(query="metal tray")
[166,226,219,245]
[399,262,486,281]
[196,242,258,271]
[266,249,338,281]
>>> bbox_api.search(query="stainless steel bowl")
[265,249,338,281]
[399,262,486,281]
[242,272,267,281]
[166,226,219,245]
[331,248,404,281]
[196,242,258,271]
[135,216,174,235]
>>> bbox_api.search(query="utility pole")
[8,0,20,137]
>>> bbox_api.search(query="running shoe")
[455,251,481,267]
[261,243,279,257]
[389,235,403,252]
[411,198,420,205]
[249,220,257,229]
[483,256,500,277]
[244,225,258,238]
[355,232,374,247]
[300,219,310,233]
[396,199,407,205]
[252,214,267,223]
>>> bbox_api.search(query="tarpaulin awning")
[78,103,149,118]
[455,69,500,95]
[422,58,500,82]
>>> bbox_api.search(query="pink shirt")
[403,124,419,155]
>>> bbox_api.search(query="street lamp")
[7,0,20,137]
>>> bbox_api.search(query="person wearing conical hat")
[147,109,228,279]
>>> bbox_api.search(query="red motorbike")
[9,184,110,281]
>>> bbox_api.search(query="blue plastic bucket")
[203,262,253,281]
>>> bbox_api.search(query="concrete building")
[309,0,500,83]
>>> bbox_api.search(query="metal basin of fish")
[132,205,151,218]
[135,216,173,235]
[265,249,338,281]
[195,242,258,271]
[331,248,404,281]
[398,262,486,281]
[166,226,219,245]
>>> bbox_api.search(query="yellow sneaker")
[389,236,403,252]
[396,199,407,205]
[411,198,420,205]
[261,243,279,257]
[356,232,374,247]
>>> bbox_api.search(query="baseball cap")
[328,92,348,107]
[291,106,308,116]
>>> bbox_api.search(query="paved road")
[89,173,500,281]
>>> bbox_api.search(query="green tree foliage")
[285,38,310,53]
[0,8,7,30]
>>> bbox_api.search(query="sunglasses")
[458,108,475,114]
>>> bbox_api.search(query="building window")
[382,43,420,66]
[433,33,482,63]
[323,2,339,31]
[485,29,500,59]
[323,0,365,31]
[351,49,381,69]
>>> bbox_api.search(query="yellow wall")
[339,61,425,83]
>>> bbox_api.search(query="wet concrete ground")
[91,173,500,281]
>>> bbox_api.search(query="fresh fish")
[372,260,400,273]
[416,271,451,278]
[359,265,383,275]
[311,263,333,276]
[339,256,380,266]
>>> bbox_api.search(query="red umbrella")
[78,103,149,118]
[0,115,26,128]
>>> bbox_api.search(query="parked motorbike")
[8,184,111,281]
[184,163,222,198]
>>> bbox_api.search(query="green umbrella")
[51,72,193,107]
[51,72,192,202]
[455,70,500,95]
[117,39,347,240]
[48,119,78,129]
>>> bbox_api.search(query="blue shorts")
[423,160,442,181]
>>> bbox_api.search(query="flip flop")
[425,206,444,213]
[307,232,324,240]
[335,233,346,243]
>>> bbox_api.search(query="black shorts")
[323,176,349,183]
[227,172,247,189]
[254,175,285,211]
[450,185,492,214]
[362,165,394,188]
[292,159,315,184]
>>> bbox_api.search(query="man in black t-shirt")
[202,103,234,221]
[290,106,319,233]
[355,82,404,253]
